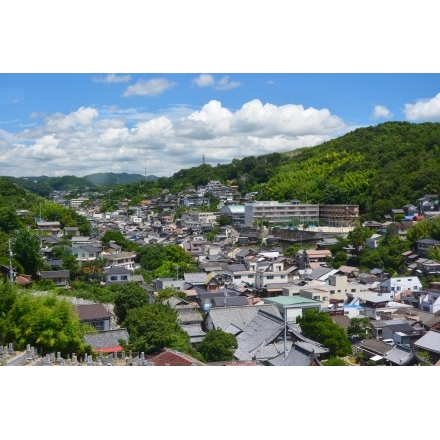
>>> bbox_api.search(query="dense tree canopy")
[296,309,352,357]
[123,303,190,354]
[2,291,92,356]
[12,229,45,279]
[111,281,151,325]
[196,329,238,362]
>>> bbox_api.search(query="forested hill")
[257,121,440,218]
[155,121,438,218]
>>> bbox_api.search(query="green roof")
[263,296,321,306]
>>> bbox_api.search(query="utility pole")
[8,238,14,283]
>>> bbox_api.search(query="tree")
[0,206,20,234]
[196,329,238,362]
[123,303,190,354]
[347,317,371,340]
[155,287,187,302]
[0,281,18,344]
[12,229,45,279]
[111,281,151,325]
[296,309,352,357]
[3,291,92,357]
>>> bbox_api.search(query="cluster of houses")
[4,183,440,366]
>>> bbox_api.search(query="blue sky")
[1,73,440,178]
[1,3,438,179]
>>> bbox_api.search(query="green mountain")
[2,121,440,220]
[158,121,440,219]
[84,172,157,186]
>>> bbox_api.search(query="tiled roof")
[414,330,440,354]
[383,345,415,365]
[207,304,282,332]
[146,348,206,366]
[40,270,69,278]
[76,303,113,320]
[234,310,289,361]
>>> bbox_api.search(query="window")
[235,275,242,279]
[351,288,356,292]
[413,286,419,290]
[323,296,328,301]
[121,275,128,281]
[110,276,117,281]
[267,275,274,280]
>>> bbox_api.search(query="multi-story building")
[244,201,320,227]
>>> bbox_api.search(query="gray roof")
[184,272,209,284]
[414,330,440,354]
[383,345,415,365]
[268,343,318,366]
[40,270,69,279]
[211,296,249,307]
[233,310,328,362]
[309,266,335,280]
[83,328,129,350]
[104,266,132,275]
[226,264,248,272]
[177,307,204,324]
[180,323,206,343]
[357,338,394,356]
[206,304,282,332]
[234,310,286,361]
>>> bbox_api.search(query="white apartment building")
[244,201,320,227]
[70,197,89,209]
[378,276,423,298]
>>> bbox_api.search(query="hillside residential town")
[2,180,440,366]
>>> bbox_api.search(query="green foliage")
[3,291,91,356]
[0,207,20,234]
[347,317,371,340]
[196,329,238,362]
[123,303,190,354]
[296,309,352,357]
[12,229,45,278]
[156,287,188,302]
[62,282,116,304]
[111,281,151,325]
[322,356,348,366]
[137,243,198,281]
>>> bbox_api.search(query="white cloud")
[122,78,177,97]
[44,107,99,132]
[372,105,392,119]
[0,99,349,178]
[404,93,440,121]
[92,74,132,83]
[192,74,241,90]
[192,74,215,88]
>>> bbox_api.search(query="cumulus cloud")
[0,99,349,178]
[372,105,392,119]
[404,93,440,121]
[192,74,241,90]
[92,74,132,83]
[122,78,177,97]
